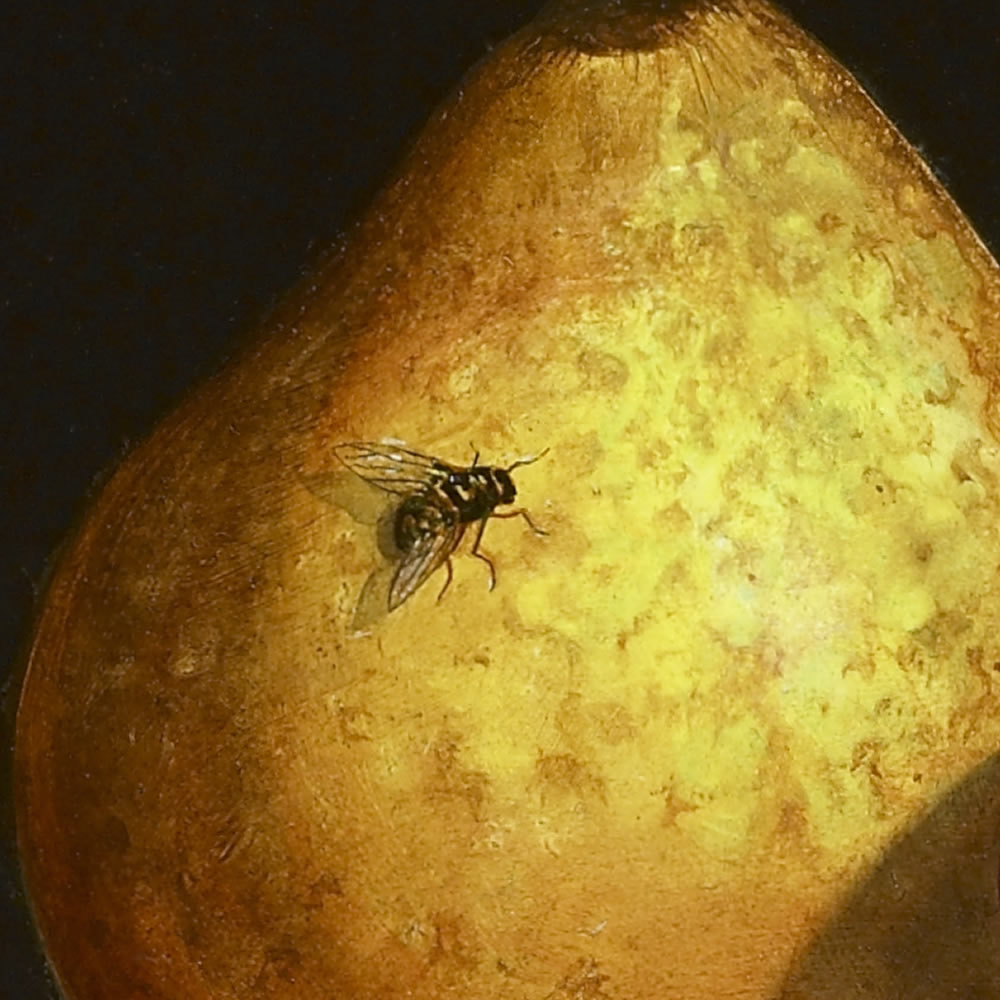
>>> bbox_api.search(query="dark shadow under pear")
[775,753,1000,999]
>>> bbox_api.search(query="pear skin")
[16,1,1000,998]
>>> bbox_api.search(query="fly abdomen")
[394,493,457,552]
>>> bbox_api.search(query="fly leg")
[490,507,548,536]
[470,517,497,591]
[435,557,455,602]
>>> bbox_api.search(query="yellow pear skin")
[16,1,1000,997]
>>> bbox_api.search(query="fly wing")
[333,442,451,496]
[388,519,465,611]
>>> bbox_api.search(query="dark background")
[1,2,997,997]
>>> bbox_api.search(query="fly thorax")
[439,470,493,522]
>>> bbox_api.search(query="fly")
[332,441,547,612]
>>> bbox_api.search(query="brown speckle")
[426,733,491,819]
[303,873,344,911]
[430,911,480,970]
[923,366,961,405]
[591,702,637,746]
[773,798,810,847]
[816,211,845,233]
[951,459,973,484]
[545,957,612,999]
[535,751,607,806]
[335,701,375,744]
[577,349,629,393]
[260,946,302,986]
[658,781,698,828]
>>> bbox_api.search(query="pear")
[16,1,1000,997]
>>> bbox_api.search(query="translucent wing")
[388,519,466,611]
[333,442,452,496]
[296,464,387,527]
